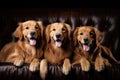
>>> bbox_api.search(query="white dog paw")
[14,59,24,67]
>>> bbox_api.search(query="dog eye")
[53,28,56,31]
[35,25,39,29]
[80,32,83,35]
[62,28,65,32]
[25,26,29,29]
[90,31,94,36]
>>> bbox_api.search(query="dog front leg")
[29,58,40,72]
[40,59,47,80]
[62,58,71,75]
[95,54,105,72]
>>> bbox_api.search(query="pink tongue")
[30,39,36,46]
[83,45,90,51]
[55,41,62,47]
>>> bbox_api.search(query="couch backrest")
[0,8,120,60]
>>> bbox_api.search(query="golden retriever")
[72,26,120,72]
[40,22,72,79]
[0,20,44,72]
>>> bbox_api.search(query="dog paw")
[62,59,71,75]
[29,59,39,72]
[95,61,104,72]
[29,62,39,72]
[95,57,105,72]
[95,63,104,72]
[14,59,24,67]
[81,59,90,71]
[40,59,47,80]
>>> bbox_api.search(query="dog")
[40,22,72,79]
[0,20,44,72]
[72,26,120,72]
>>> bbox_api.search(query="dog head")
[73,26,103,52]
[13,20,44,46]
[45,22,71,47]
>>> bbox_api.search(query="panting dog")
[0,20,44,72]
[72,26,120,72]
[40,22,72,79]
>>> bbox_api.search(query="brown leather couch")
[0,8,120,80]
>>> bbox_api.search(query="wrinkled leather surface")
[0,62,120,80]
[0,8,120,80]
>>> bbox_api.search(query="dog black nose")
[56,34,61,38]
[30,32,35,36]
[84,38,89,43]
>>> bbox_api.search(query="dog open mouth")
[26,36,37,46]
[55,39,62,47]
[79,41,90,51]
[82,44,90,51]
[29,38,36,46]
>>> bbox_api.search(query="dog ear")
[37,21,44,38]
[94,27,103,44]
[13,22,23,40]
[73,27,79,46]
[64,23,72,40]
[45,24,51,43]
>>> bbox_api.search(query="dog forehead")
[51,23,64,28]
[78,26,94,32]
[22,20,37,26]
